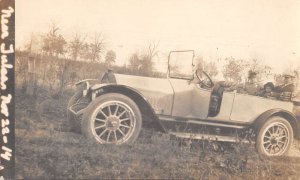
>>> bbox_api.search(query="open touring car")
[68,50,300,156]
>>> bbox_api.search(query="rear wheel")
[81,93,142,145]
[256,116,293,156]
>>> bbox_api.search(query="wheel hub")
[106,116,120,130]
[270,137,277,145]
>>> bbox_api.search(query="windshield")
[168,51,194,79]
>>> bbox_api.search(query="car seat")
[209,84,225,117]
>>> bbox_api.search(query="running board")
[159,116,246,129]
[169,132,251,143]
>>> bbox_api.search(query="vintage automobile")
[68,50,300,156]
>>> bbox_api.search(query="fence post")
[26,56,36,96]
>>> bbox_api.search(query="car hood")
[90,73,174,115]
[113,73,172,93]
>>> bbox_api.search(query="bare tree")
[140,41,159,76]
[86,33,105,62]
[105,50,116,68]
[146,41,159,61]
[40,22,70,97]
[68,33,86,61]
[128,52,142,74]
[127,41,159,76]
[42,22,67,57]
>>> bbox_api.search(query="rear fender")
[253,109,300,139]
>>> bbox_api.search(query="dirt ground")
[289,140,300,157]
[15,89,300,179]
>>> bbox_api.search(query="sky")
[16,0,300,74]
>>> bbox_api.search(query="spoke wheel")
[91,101,136,144]
[82,93,142,145]
[257,116,293,156]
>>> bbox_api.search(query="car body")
[68,50,300,156]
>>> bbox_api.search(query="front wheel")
[256,116,293,156]
[81,93,142,145]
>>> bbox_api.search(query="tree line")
[17,22,283,97]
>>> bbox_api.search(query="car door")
[167,50,212,119]
[169,78,211,119]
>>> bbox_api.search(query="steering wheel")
[196,69,214,88]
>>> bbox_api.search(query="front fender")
[90,84,149,103]
[75,79,98,86]
[75,79,102,97]
[253,108,300,139]
[89,84,165,132]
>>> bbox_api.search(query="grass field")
[15,88,300,179]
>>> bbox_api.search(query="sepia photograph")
[1,0,300,179]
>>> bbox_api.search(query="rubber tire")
[81,93,142,145]
[67,90,83,133]
[256,116,293,156]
